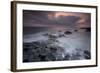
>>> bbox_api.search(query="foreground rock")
[23,40,91,62]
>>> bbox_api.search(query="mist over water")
[23,30,91,62]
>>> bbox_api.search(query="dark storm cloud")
[23,10,81,28]
[23,10,52,27]
[23,10,91,34]
[52,16,80,27]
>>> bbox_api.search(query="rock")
[74,29,78,32]
[59,34,65,37]
[80,27,91,32]
[23,34,90,62]
[63,54,70,60]
[64,31,72,35]
[49,47,57,53]
[38,54,47,61]
[46,53,56,61]
[84,50,91,59]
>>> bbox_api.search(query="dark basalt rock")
[46,53,56,61]
[63,54,70,60]
[59,34,65,37]
[64,31,72,35]
[74,29,78,32]
[50,47,57,52]
[84,50,91,59]
[23,38,90,62]
[38,55,46,61]
[80,27,91,32]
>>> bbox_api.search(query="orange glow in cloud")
[48,12,87,21]
[55,12,75,18]
[48,12,90,28]
[48,12,76,19]
[48,13,55,19]
[77,18,85,24]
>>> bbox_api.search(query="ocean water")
[23,31,91,62]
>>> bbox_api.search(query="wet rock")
[59,34,65,37]
[23,37,90,62]
[80,27,91,32]
[63,54,70,60]
[38,54,46,61]
[46,53,56,61]
[64,31,72,35]
[74,29,78,32]
[84,50,91,59]
[49,47,57,53]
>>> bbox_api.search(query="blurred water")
[23,31,91,62]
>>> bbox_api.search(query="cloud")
[23,10,91,30]
[47,12,91,28]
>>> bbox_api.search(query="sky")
[23,10,91,34]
